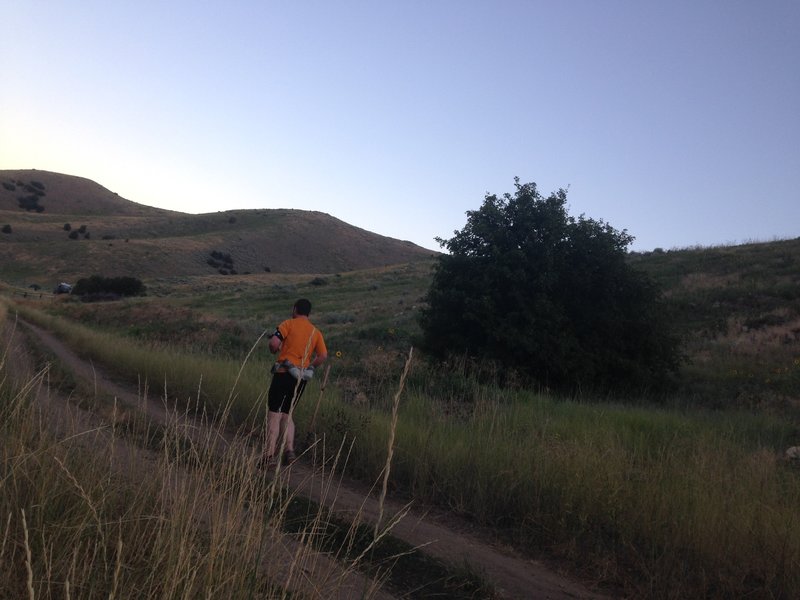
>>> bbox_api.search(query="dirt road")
[22,320,613,600]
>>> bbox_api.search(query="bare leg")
[266,410,282,458]
[283,414,295,452]
[267,411,296,457]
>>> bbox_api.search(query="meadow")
[0,298,491,599]
[3,239,800,598]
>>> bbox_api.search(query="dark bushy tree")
[18,195,44,212]
[419,179,680,394]
[72,275,146,298]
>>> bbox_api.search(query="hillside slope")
[1,169,172,216]
[0,170,436,285]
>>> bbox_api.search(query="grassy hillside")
[0,170,436,285]
[630,238,800,409]
[5,239,800,598]
[8,236,797,413]
[0,169,171,216]
[4,234,800,597]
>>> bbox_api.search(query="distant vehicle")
[54,282,72,294]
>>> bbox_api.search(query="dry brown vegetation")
[0,169,436,284]
[630,237,800,411]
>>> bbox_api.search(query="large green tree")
[419,179,680,393]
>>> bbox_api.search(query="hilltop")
[0,170,436,285]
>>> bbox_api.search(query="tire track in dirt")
[22,320,613,599]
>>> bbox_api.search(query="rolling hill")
[0,170,436,286]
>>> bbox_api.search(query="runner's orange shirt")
[276,318,327,368]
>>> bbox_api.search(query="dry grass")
[672,271,741,293]
[375,347,413,538]
[1,170,436,285]
[0,320,401,599]
[724,312,800,353]
[0,169,170,216]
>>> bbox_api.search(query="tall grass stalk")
[375,347,412,538]
[21,509,34,600]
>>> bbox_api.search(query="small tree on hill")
[419,179,680,394]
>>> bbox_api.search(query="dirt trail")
[12,321,394,600]
[22,321,613,600]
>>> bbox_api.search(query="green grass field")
[3,238,800,598]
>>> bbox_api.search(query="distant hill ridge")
[0,169,436,284]
[0,169,172,216]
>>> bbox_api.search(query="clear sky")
[1,1,798,252]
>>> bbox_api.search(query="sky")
[1,1,798,253]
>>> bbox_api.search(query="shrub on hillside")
[419,178,681,394]
[68,231,79,240]
[1,224,11,234]
[64,223,72,231]
[209,250,234,273]
[72,275,146,299]
[24,184,45,196]
[2,182,15,191]
[210,250,233,264]
[18,195,44,212]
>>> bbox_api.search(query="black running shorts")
[267,372,307,414]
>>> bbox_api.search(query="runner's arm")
[268,329,283,354]
[310,352,327,368]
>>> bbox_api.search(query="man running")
[262,298,327,467]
